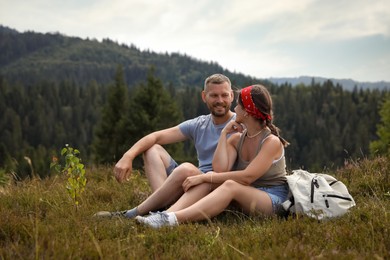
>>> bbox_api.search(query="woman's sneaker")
[135,211,178,228]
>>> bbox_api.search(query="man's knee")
[176,163,201,176]
[169,162,201,182]
[143,144,173,168]
[143,144,164,160]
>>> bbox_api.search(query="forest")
[0,25,389,179]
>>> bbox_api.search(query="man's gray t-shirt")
[178,114,235,173]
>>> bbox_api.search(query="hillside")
[268,76,390,91]
[0,25,257,88]
[0,24,389,179]
[2,25,389,91]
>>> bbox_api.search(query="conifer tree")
[93,65,128,164]
[370,94,390,156]
[123,67,184,168]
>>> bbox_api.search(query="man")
[95,73,235,218]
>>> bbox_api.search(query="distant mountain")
[0,25,257,88]
[1,25,388,91]
[267,76,389,91]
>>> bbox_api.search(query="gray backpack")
[282,169,356,220]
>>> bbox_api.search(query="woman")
[136,84,289,228]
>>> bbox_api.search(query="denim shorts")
[257,184,289,212]
[166,158,179,176]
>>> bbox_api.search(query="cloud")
[1,0,390,81]
[261,0,390,43]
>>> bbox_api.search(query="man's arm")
[114,126,187,183]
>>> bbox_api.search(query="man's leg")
[94,162,202,218]
[135,181,271,228]
[95,150,201,219]
[143,144,174,192]
[136,163,202,216]
[95,144,178,218]
[167,182,212,212]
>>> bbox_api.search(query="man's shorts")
[166,158,179,176]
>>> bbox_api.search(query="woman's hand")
[182,174,206,192]
[222,120,244,135]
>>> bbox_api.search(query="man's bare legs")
[143,144,173,192]
[134,180,273,228]
[135,162,203,216]
[95,145,202,218]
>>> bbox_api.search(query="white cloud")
[1,0,390,81]
[261,0,390,44]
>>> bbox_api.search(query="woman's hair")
[238,84,289,147]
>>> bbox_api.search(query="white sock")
[166,212,178,225]
[124,207,138,218]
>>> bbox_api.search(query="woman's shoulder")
[262,133,282,147]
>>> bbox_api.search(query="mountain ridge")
[1,25,388,90]
[268,76,389,91]
[0,25,258,88]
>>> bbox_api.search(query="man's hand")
[114,155,133,183]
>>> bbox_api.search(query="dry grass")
[0,157,389,259]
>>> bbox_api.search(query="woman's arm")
[212,121,243,172]
[183,135,282,191]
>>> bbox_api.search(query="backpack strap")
[282,194,295,212]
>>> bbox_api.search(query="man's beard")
[209,103,230,117]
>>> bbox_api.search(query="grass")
[0,157,389,259]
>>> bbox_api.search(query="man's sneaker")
[135,211,178,228]
[94,207,138,219]
[94,210,129,218]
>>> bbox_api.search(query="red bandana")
[241,86,271,121]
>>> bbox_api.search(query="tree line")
[0,67,388,180]
[0,25,254,90]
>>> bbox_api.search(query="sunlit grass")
[0,157,389,259]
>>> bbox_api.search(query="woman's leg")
[168,182,217,212]
[171,180,273,223]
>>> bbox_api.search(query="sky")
[1,0,390,82]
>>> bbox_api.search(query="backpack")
[281,169,356,220]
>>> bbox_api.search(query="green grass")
[1,157,389,259]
